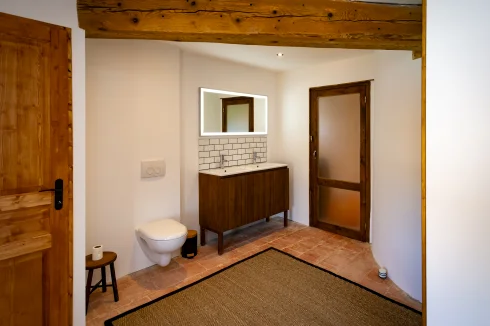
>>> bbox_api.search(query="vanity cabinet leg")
[284,211,288,227]
[266,217,270,222]
[218,232,224,255]
[200,227,206,246]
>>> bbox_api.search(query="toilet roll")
[92,245,103,261]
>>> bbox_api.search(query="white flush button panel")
[141,160,166,178]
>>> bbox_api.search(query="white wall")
[427,1,490,324]
[0,2,86,325]
[181,52,277,234]
[85,40,181,279]
[276,51,422,301]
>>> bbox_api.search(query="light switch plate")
[141,160,166,178]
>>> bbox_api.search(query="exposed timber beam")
[77,0,422,51]
[413,50,422,59]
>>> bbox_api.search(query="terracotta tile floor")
[86,218,421,325]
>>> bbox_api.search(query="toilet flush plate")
[141,160,166,178]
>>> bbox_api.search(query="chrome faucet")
[253,152,258,164]
[220,154,227,169]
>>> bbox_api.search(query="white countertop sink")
[200,162,287,177]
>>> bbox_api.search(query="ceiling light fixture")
[277,53,284,57]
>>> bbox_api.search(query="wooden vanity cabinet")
[199,167,289,255]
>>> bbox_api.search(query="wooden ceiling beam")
[77,0,422,51]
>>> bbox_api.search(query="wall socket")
[141,160,166,178]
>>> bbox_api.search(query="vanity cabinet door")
[251,171,273,223]
[222,175,250,230]
[271,168,289,215]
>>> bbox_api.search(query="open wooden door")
[0,13,73,325]
[309,81,370,242]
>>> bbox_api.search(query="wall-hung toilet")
[136,219,187,267]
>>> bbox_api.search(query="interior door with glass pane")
[309,81,370,241]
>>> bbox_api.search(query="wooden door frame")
[421,0,427,324]
[77,0,426,323]
[309,81,371,242]
[221,96,254,132]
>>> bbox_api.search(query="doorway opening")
[309,81,371,242]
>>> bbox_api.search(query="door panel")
[310,81,370,242]
[318,186,361,231]
[0,13,72,325]
[0,252,43,326]
[318,94,360,183]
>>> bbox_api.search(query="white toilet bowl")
[136,219,187,267]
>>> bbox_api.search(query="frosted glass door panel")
[318,94,360,182]
[227,104,249,132]
[318,187,361,231]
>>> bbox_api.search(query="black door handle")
[39,179,63,210]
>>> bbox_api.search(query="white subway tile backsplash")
[199,164,209,170]
[198,137,268,170]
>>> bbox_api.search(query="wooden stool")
[85,251,119,314]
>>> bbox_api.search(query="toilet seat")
[138,219,187,241]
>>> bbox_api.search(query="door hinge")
[364,96,367,103]
[310,135,313,142]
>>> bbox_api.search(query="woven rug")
[105,248,421,326]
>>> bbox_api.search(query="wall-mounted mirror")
[200,88,267,136]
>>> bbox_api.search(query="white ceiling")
[167,42,374,72]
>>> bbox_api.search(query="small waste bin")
[181,230,198,259]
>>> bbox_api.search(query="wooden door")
[0,13,72,325]
[309,81,370,242]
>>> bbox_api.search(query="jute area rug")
[106,248,421,326]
